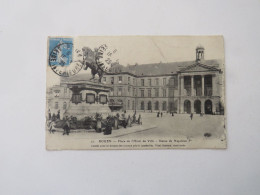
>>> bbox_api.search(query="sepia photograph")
[46,36,226,150]
[2,0,260,194]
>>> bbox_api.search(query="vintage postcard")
[46,36,226,150]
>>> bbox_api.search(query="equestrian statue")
[81,47,105,82]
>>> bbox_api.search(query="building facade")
[46,84,72,118]
[47,46,224,115]
[102,46,224,114]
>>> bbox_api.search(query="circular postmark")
[95,44,118,73]
[49,42,83,77]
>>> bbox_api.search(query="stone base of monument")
[63,80,112,120]
[64,103,111,119]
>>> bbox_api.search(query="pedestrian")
[104,117,113,135]
[157,112,160,117]
[138,114,142,125]
[96,117,102,133]
[57,110,60,120]
[114,116,119,129]
[132,113,136,123]
[172,112,174,117]
[127,115,132,127]
[51,113,56,121]
[190,113,193,120]
[161,112,163,117]
[122,117,127,128]
[63,118,70,135]
[120,114,127,128]
[48,120,55,134]
[48,109,51,120]
[116,113,120,119]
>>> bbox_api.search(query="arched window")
[141,101,144,110]
[184,100,191,113]
[147,101,152,110]
[194,100,201,114]
[205,99,213,114]
[155,101,159,110]
[162,101,167,111]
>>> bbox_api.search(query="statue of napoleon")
[80,47,106,82]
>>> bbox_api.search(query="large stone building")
[102,46,224,114]
[47,46,224,115]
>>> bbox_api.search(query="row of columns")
[180,99,215,114]
[180,75,213,96]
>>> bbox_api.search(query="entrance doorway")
[147,101,152,110]
[154,101,159,110]
[184,100,191,114]
[141,101,145,110]
[205,100,212,114]
[194,100,201,114]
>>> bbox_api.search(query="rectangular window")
[155,88,159,97]
[148,89,151,97]
[55,102,59,109]
[134,88,136,96]
[156,78,159,86]
[128,100,130,109]
[128,86,131,94]
[148,79,152,86]
[163,78,166,85]
[169,78,174,86]
[118,88,122,96]
[63,102,67,109]
[169,89,174,97]
[141,90,144,97]
[118,76,122,83]
[111,77,114,84]
[110,88,114,96]
[99,95,107,104]
[72,94,82,104]
[163,89,166,97]
[141,79,144,86]
[128,77,130,84]
[86,94,95,103]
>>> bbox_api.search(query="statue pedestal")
[63,81,112,119]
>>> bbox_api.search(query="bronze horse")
[82,47,104,82]
[83,61,104,82]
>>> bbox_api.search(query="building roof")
[60,59,222,83]
[109,59,221,76]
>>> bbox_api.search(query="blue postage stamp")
[48,37,83,77]
[49,37,73,66]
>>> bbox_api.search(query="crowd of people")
[47,109,143,136]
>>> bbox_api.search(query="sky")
[47,36,225,87]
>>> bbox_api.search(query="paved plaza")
[47,112,225,140]
[123,112,225,140]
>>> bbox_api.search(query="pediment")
[180,63,219,73]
